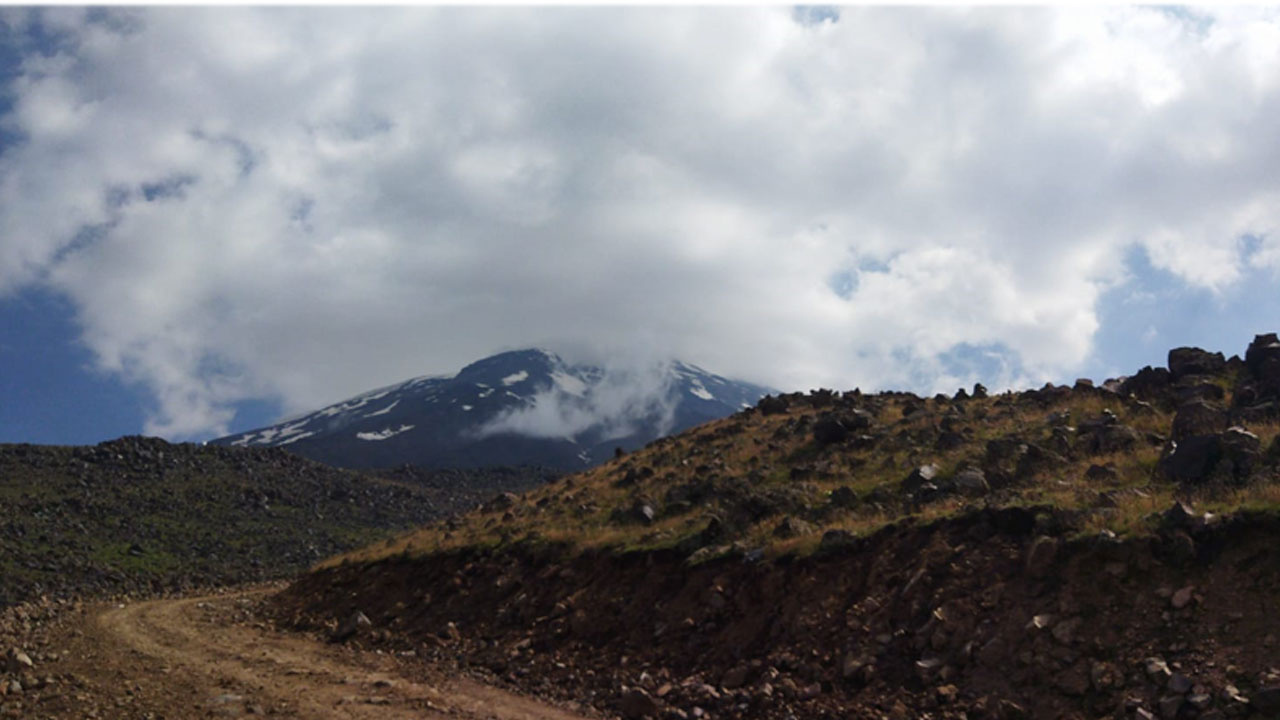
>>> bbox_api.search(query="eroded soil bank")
[272,507,1280,720]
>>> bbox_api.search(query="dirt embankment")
[272,507,1280,720]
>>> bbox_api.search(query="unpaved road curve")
[81,589,596,720]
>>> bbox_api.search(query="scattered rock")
[1162,435,1222,483]
[757,395,790,415]
[1168,672,1193,694]
[1145,657,1172,682]
[331,610,372,642]
[1252,686,1280,713]
[1161,501,1197,529]
[619,687,660,719]
[1172,400,1228,442]
[483,492,519,513]
[828,486,859,509]
[950,468,989,497]
[812,416,850,446]
[1085,463,1119,482]
[901,464,940,495]
[1170,586,1195,610]
[772,516,813,539]
[1168,346,1226,381]
[818,529,857,554]
[1025,536,1058,578]
[1157,694,1183,719]
[720,665,751,689]
[5,648,33,673]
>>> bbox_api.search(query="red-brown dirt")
[272,507,1280,720]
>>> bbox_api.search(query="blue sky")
[2,7,1280,445]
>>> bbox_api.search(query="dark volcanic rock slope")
[0,436,549,607]
[215,349,773,470]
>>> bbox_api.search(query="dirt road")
[5,588,596,720]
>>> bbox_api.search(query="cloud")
[476,360,680,443]
[2,7,1280,438]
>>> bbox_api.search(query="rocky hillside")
[214,349,773,470]
[0,436,555,607]
[273,334,1280,720]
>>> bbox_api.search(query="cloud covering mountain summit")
[215,349,773,470]
[3,7,1280,438]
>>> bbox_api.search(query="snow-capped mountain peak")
[213,349,774,470]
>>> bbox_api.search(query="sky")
[2,6,1280,445]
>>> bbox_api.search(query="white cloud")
[477,361,680,443]
[3,7,1280,438]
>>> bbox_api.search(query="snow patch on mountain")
[689,382,714,401]
[364,399,399,418]
[501,370,529,386]
[276,430,315,446]
[550,371,587,397]
[356,425,414,441]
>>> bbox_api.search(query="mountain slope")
[272,334,1280,720]
[214,349,773,470]
[0,436,553,608]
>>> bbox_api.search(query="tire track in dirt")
[95,589,594,720]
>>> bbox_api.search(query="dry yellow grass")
[318,386,1280,570]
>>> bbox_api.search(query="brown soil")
[272,507,1280,720]
[0,586,597,720]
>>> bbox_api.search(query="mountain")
[213,349,774,470]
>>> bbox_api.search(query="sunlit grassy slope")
[323,372,1279,570]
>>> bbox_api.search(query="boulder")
[720,665,751,689]
[819,529,858,553]
[935,431,966,450]
[901,464,940,495]
[618,688,660,719]
[812,416,849,446]
[1219,426,1261,480]
[483,492,519,513]
[950,468,990,497]
[772,516,813,538]
[1161,501,1197,530]
[757,395,789,416]
[1245,333,1280,378]
[1252,686,1280,713]
[1161,435,1222,484]
[986,437,1027,462]
[697,515,727,546]
[1171,400,1228,442]
[828,486,859,509]
[1158,695,1183,719]
[1168,347,1226,381]
[631,500,656,525]
[846,408,876,430]
[331,611,372,642]
[1087,424,1141,454]
[1015,443,1067,477]
[1025,536,1058,578]
[1163,428,1260,485]
[1168,673,1193,694]
[1173,381,1226,404]
[1119,366,1171,401]
[1085,463,1119,482]
[5,649,33,673]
